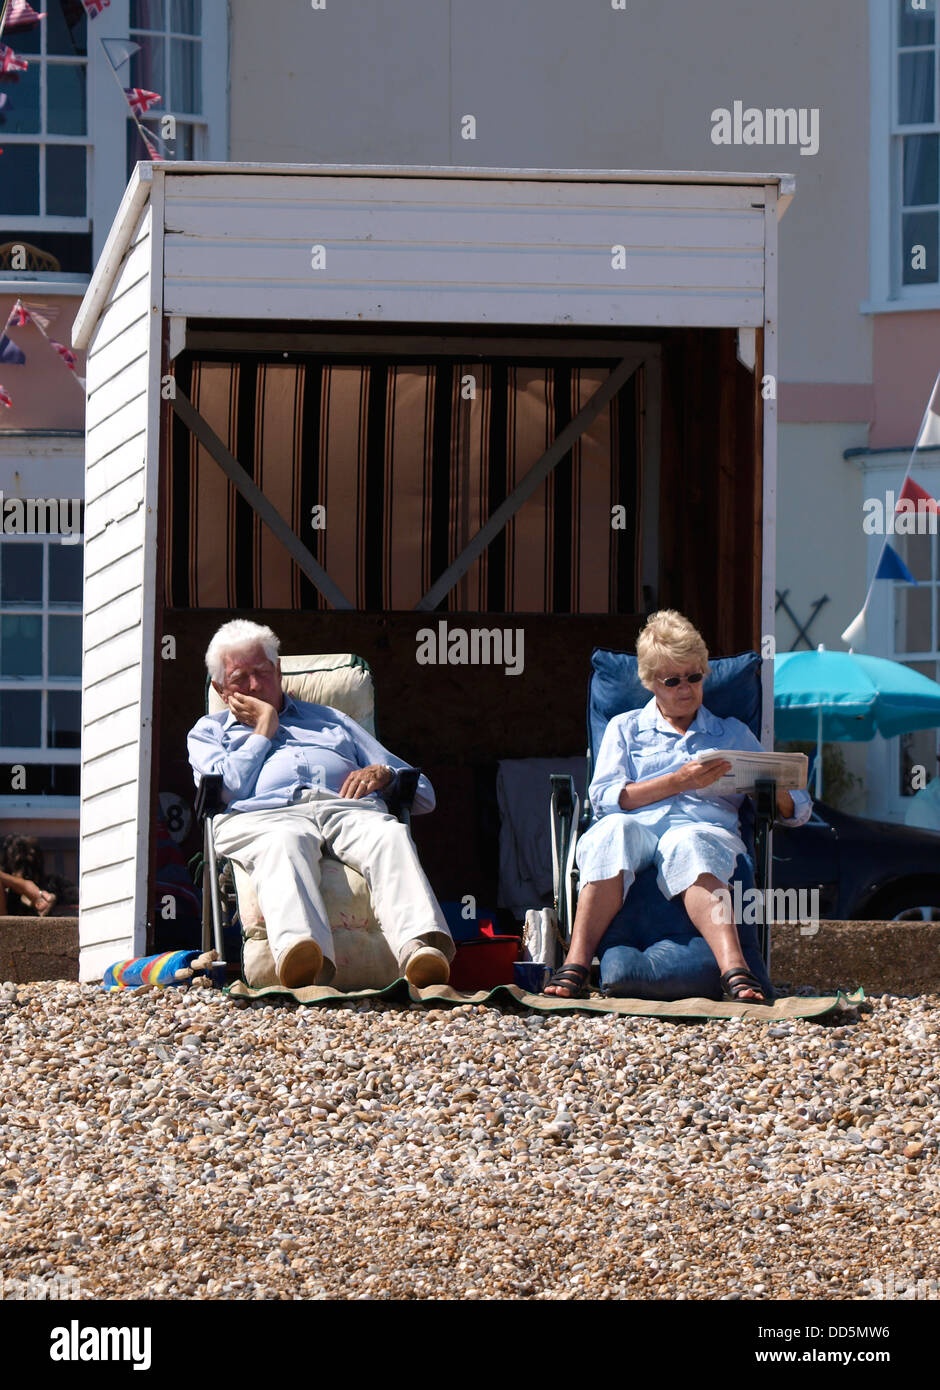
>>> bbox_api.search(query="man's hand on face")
[339,763,394,799]
[226,692,279,740]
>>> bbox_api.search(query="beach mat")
[226,976,864,1021]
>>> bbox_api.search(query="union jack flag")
[80,0,110,16]
[124,87,161,117]
[0,44,29,72]
[4,1,46,27]
[50,340,76,371]
[0,385,12,409]
[20,299,58,331]
[6,301,30,328]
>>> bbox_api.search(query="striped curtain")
[165,357,642,613]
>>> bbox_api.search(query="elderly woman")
[544,610,812,1003]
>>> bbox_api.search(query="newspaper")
[695,749,809,795]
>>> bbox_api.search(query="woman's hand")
[676,758,732,791]
[775,789,795,819]
[618,758,731,810]
[29,887,56,917]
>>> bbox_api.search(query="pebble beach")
[0,979,938,1301]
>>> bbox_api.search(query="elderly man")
[188,620,454,989]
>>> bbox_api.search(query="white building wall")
[775,422,870,653]
[774,421,873,814]
[227,0,869,384]
[78,198,162,981]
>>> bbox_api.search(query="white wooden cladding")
[79,202,157,979]
[162,173,770,328]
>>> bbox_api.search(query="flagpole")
[847,366,940,639]
[0,0,10,40]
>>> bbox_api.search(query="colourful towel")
[102,950,201,992]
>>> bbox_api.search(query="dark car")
[773,801,940,921]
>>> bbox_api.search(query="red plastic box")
[448,935,520,991]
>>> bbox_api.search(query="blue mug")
[513,961,552,993]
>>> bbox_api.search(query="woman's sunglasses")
[658,672,704,688]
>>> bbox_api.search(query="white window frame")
[0,532,83,813]
[866,0,940,313]
[1,1,229,276]
[0,9,90,234]
[124,0,228,180]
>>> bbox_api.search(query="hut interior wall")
[153,325,760,935]
[157,610,644,923]
[658,327,760,655]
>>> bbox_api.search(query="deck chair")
[550,648,778,999]
[194,652,421,991]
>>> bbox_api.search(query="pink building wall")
[871,312,940,449]
[0,296,86,430]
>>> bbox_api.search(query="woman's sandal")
[720,968,769,1004]
[543,962,591,998]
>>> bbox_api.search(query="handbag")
[522,907,562,968]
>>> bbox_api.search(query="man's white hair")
[205,620,280,684]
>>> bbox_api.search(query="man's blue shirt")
[187,694,434,814]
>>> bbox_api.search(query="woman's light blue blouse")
[589,698,813,832]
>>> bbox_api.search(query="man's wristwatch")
[380,764,398,790]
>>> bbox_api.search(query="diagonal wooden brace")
[171,386,354,611]
[415,356,639,611]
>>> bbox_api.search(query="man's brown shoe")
[403,945,450,988]
[277,938,324,989]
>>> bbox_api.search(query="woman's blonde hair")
[636,609,710,690]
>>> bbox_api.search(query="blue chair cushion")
[597,852,774,1001]
[587,648,763,767]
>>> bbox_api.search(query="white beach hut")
[72,162,793,981]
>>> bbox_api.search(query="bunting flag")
[4,1,45,26]
[897,475,939,514]
[100,37,172,161]
[141,132,164,161]
[875,543,917,585]
[81,0,110,16]
[2,299,84,394]
[50,340,76,370]
[916,375,940,450]
[0,332,26,365]
[843,367,940,649]
[124,86,161,117]
[101,36,140,70]
[840,608,867,650]
[19,299,58,331]
[0,43,28,71]
[0,385,12,409]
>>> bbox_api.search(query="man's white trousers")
[212,788,453,983]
